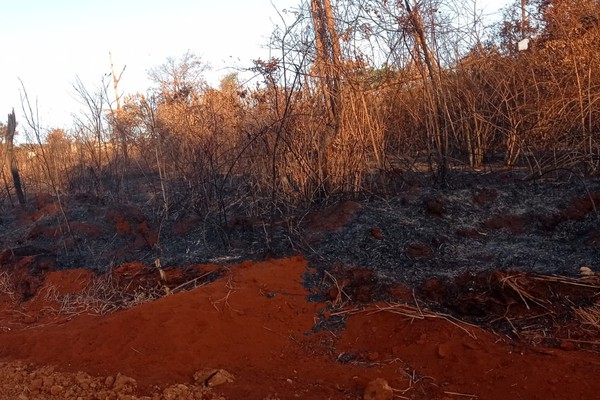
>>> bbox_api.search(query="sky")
[0,0,511,131]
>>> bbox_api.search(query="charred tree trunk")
[6,109,25,205]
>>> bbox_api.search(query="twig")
[170,271,217,294]
[444,391,478,398]
[324,270,350,308]
[530,275,600,289]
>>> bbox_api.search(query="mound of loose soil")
[0,257,598,399]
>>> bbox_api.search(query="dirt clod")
[436,343,451,359]
[363,378,393,400]
[406,242,433,258]
[194,369,235,387]
[113,373,137,393]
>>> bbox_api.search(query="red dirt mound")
[1,257,600,399]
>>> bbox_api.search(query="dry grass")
[330,302,479,340]
[575,305,600,331]
[323,270,351,309]
[499,272,551,310]
[0,271,16,301]
[530,274,600,289]
[498,272,600,346]
[328,271,600,348]
[44,274,163,317]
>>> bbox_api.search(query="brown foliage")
[6,0,600,239]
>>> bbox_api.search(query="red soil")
[1,256,599,399]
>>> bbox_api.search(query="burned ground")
[0,170,599,399]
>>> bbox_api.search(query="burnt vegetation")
[1,0,600,260]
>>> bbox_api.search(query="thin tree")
[109,52,128,162]
[311,0,343,195]
[5,109,26,205]
[403,0,447,181]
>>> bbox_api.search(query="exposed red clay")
[1,256,599,399]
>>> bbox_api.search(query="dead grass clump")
[575,305,600,331]
[499,272,551,310]
[0,271,16,301]
[45,273,163,317]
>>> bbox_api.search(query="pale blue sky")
[0,0,510,130]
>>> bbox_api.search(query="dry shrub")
[6,0,600,235]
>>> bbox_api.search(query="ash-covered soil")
[306,171,600,285]
[1,170,599,288]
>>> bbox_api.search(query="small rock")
[208,369,235,387]
[406,242,433,258]
[105,375,115,388]
[363,378,393,400]
[425,197,446,216]
[163,384,190,400]
[559,340,576,351]
[76,371,92,384]
[370,228,383,240]
[50,385,64,395]
[436,343,451,359]
[194,369,235,387]
[94,390,113,400]
[113,373,137,393]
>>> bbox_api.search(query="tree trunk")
[403,0,447,181]
[6,109,26,205]
[311,0,342,196]
[110,52,129,163]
